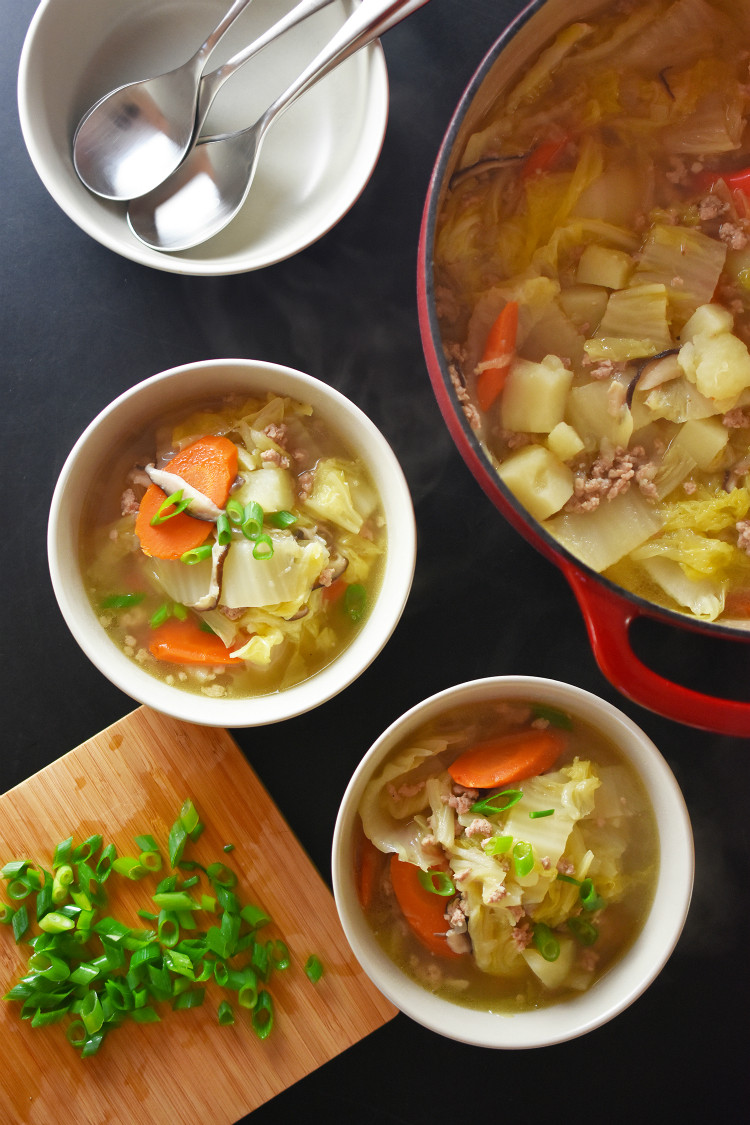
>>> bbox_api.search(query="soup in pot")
[435,0,750,624]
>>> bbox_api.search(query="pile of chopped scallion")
[0,799,323,1057]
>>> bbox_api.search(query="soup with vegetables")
[435,0,750,625]
[356,699,658,1012]
[80,393,386,698]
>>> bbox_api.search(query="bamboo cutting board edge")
[0,706,397,1124]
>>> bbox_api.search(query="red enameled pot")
[417,0,750,737]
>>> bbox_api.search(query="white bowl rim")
[332,674,694,1049]
[47,357,416,726]
[17,0,390,276]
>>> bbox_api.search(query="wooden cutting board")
[0,707,396,1124]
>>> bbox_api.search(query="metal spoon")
[73,0,257,200]
[127,0,431,252]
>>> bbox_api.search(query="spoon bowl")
[128,0,431,251]
[72,0,255,200]
[18,0,389,274]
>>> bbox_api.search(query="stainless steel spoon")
[127,0,430,252]
[74,0,337,201]
[73,0,257,200]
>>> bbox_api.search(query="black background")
[3,1,748,1121]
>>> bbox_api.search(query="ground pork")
[565,445,659,512]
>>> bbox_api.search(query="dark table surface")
[3,1,748,1121]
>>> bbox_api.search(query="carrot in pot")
[448,727,567,790]
[135,435,238,560]
[476,300,518,413]
[388,854,463,960]
[522,134,569,180]
[149,617,244,665]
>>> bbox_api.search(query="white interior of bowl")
[18,0,388,275]
[47,359,416,726]
[332,675,694,1049]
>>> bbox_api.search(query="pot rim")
[417,0,750,646]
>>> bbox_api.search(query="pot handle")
[562,563,750,738]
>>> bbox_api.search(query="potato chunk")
[497,445,574,522]
[501,355,573,434]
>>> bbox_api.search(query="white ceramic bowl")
[48,358,416,726]
[18,0,388,275]
[332,675,694,1049]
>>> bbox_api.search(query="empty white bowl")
[18,0,389,274]
[48,358,416,726]
[332,675,694,1048]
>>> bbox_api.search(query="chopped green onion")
[241,501,264,540]
[138,851,162,873]
[483,834,513,855]
[530,703,573,729]
[529,809,554,819]
[512,842,534,878]
[267,510,298,529]
[1,860,29,879]
[240,903,270,929]
[37,911,75,934]
[206,863,236,889]
[99,593,145,609]
[173,603,188,622]
[251,990,274,1039]
[52,838,73,869]
[532,922,560,962]
[216,513,232,546]
[471,789,523,816]
[180,799,202,839]
[226,497,245,525]
[152,891,198,913]
[252,534,274,560]
[417,870,455,897]
[150,489,192,526]
[579,878,606,912]
[149,603,171,629]
[343,583,367,622]
[135,835,159,854]
[223,843,235,853]
[567,916,599,945]
[217,999,235,1025]
[0,904,15,925]
[304,954,324,984]
[112,857,148,881]
[173,987,204,1011]
[556,873,580,886]
[180,544,213,565]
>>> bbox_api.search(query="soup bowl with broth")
[332,676,693,1048]
[48,359,416,727]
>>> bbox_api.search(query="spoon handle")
[196,0,258,66]
[196,0,340,134]
[260,0,431,129]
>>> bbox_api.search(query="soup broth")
[356,698,658,1013]
[435,0,750,625]
[80,393,386,699]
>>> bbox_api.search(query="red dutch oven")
[417,0,750,738]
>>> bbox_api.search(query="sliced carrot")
[389,854,463,960]
[522,134,569,181]
[135,435,238,560]
[695,165,750,195]
[148,617,243,665]
[476,300,518,412]
[356,833,383,910]
[448,727,567,790]
[320,577,347,606]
